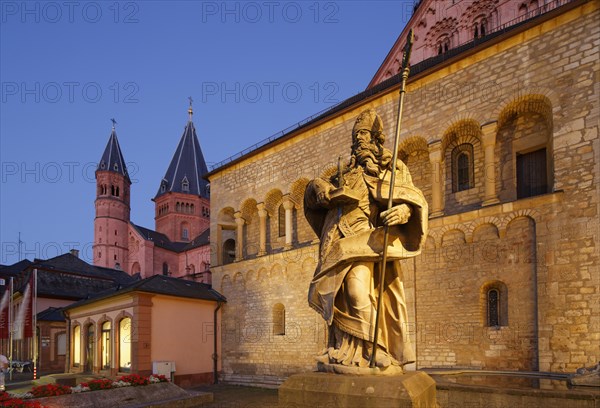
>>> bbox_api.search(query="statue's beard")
[353,138,392,176]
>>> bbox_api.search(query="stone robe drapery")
[305,162,428,366]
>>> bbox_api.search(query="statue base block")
[279,371,437,408]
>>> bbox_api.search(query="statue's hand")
[313,178,333,207]
[316,190,331,206]
[381,204,412,226]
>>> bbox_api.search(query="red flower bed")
[0,392,43,408]
[0,373,171,406]
[81,379,113,391]
[117,374,149,386]
[30,384,71,398]
[150,374,169,383]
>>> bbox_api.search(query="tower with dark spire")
[93,120,131,271]
[153,100,210,243]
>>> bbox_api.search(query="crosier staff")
[369,29,414,369]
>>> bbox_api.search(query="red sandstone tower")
[153,101,210,243]
[93,122,131,271]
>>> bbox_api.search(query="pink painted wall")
[150,295,221,376]
[128,225,155,279]
[152,247,180,277]
[10,295,71,319]
[37,297,73,313]
[126,217,211,281]
[175,244,211,283]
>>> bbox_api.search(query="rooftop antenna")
[18,232,22,261]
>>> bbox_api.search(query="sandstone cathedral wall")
[208,2,599,384]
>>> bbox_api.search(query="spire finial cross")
[111,118,117,129]
[188,96,194,120]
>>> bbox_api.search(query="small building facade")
[0,252,135,373]
[63,275,225,387]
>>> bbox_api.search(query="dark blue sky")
[0,1,413,265]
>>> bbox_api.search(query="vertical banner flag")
[0,285,9,339]
[24,271,35,338]
[14,273,33,340]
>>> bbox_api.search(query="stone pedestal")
[279,371,437,408]
[34,382,213,408]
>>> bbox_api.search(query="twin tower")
[92,105,211,276]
